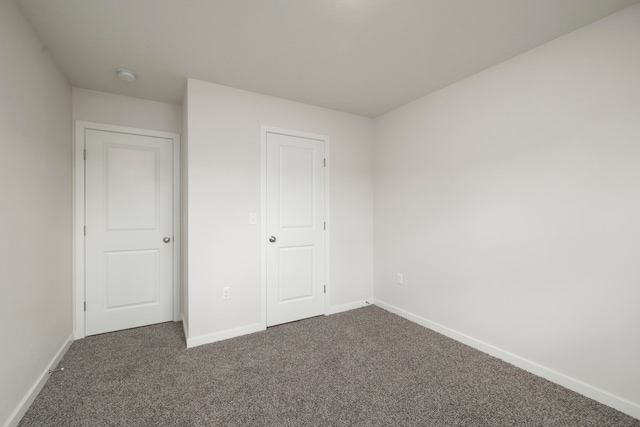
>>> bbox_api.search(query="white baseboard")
[373,299,640,421]
[326,299,373,315]
[4,333,74,427]
[186,300,374,348]
[186,323,264,349]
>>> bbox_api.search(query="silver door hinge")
[83,149,86,160]
[84,301,86,312]
[324,158,326,167]
[324,222,326,230]
[83,225,86,236]
[324,285,326,294]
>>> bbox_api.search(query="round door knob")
[269,236,277,243]
[163,237,171,243]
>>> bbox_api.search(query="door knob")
[269,236,277,243]
[163,237,171,243]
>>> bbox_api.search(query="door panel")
[278,246,314,302]
[104,249,159,308]
[105,146,158,230]
[266,131,326,327]
[85,129,173,336]
[280,146,315,228]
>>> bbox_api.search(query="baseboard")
[326,299,374,315]
[186,323,264,349]
[373,299,640,421]
[186,301,374,348]
[4,333,74,427]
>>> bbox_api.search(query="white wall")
[185,79,374,344]
[374,3,640,418]
[0,1,73,425]
[72,88,182,134]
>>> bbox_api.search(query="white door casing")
[75,122,180,339]
[262,127,329,327]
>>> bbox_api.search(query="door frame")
[260,126,330,329]
[74,121,181,339]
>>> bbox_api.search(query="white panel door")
[266,131,326,327]
[85,129,173,336]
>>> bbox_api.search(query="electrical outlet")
[396,273,403,285]
[222,287,231,300]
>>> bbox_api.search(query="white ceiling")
[16,0,640,117]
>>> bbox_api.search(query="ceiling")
[16,0,640,117]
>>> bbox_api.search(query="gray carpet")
[20,306,639,426]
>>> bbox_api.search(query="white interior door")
[85,129,173,336]
[266,130,326,327]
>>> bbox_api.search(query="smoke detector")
[116,69,136,82]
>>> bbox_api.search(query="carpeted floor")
[20,306,639,426]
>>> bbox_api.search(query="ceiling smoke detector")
[116,69,136,82]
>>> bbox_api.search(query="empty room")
[1,0,639,425]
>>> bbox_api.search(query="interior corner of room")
[2,0,640,425]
